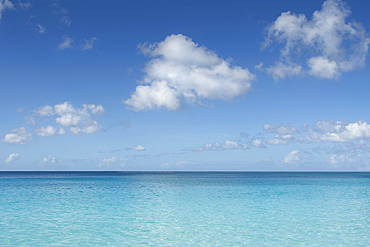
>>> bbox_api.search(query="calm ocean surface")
[1,172,370,246]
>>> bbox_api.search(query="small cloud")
[35,126,56,137]
[51,2,71,29]
[254,62,264,70]
[5,153,20,164]
[16,107,24,113]
[1,127,31,144]
[37,24,46,34]
[17,2,32,10]
[284,150,311,164]
[57,128,66,135]
[58,35,73,50]
[43,155,57,163]
[123,145,145,151]
[82,37,97,50]
[252,139,266,148]
[98,156,126,168]
[191,140,248,152]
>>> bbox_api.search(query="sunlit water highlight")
[1,172,370,246]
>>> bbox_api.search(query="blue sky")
[1,0,370,171]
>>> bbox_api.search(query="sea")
[1,172,369,246]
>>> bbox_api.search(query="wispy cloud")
[0,0,14,19]
[58,35,73,50]
[82,37,97,50]
[17,2,32,10]
[37,24,46,34]
[51,1,71,28]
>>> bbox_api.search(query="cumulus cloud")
[35,126,56,137]
[123,145,145,151]
[5,153,20,164]
[307,120,370,142]
[34,105,54,116]
[37,24,46,34]
[263,0,370,80]
[57,128,66,135]
[264,120,370,145]
[54,102,105,134]
[0,0,14,19]
[43,155,57,163]
[58,35,73,50]
[82,37,97,50]
[284,150,310,164]
[124,34,255,111]
[1,127,31,144]
[26,102,105,136]
[252,139,266,148]
[98,156,126,168]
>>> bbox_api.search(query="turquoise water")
[1,172,370,246]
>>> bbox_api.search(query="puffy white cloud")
[132,145,145,151]
[35,126,56,137]
[1,127,31,144]
[123,145,146,151]
[25,102,104,136]
[0,0,14,19]
[85,104,106,115]
[53,102,103,134]
[308,120,370,142]
[284,150,310,164]
[69,120,101,135]
[37,24,46,34]
[124,34,255,111]
[98,156,126,168]
[43,155,57,163]
[252,139,266,148]
[264,120,370,146]
[57,128,66,135]
[5,153,20,164]
[284,150,301,164]
[263,0,370,80]
[266,62,302,81]
[58,35,73,50]
[82,37,97,50]
[34,105,52,115]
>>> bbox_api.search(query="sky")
[1,0,370,171]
